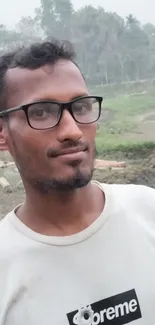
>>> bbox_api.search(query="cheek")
[9,115,41,145]
[8,119,44,159]
[91,123,97,138]
[82,123,97,144]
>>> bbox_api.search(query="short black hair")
[0,39,76,111]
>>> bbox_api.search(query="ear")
[0,118,10,151]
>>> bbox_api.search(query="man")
[0,40,154,325]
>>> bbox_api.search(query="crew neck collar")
[7,182,114,246]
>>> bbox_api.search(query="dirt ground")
[0,189,25,218]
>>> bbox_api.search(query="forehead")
[5,60,88,107]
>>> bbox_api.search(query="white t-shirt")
[0,182,155,325]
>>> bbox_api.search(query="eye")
[73,100,92,114]
[28,103,60,119]
[34,108,47,117]
[29,107,49,119]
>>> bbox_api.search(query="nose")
[57,109,83,143]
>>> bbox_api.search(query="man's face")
[3,60,97,192]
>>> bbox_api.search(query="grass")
[95,93,155,157]
[96,140,155,159]
[103,94,155,112]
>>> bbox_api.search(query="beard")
[32,145,96,194]
[33,166,94,194]
[9,128,96,194]
[16,152,95,194]
[26,146,96,194]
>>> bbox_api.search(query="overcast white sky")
[0,0,155,28]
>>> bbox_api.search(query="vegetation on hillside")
[1,0,155,85]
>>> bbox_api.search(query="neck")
[17,182,105,236]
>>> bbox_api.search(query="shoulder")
[110,183,155,205]
[99,182,155,200]
[95,178,155,209]
[0,211,22,257]
[99,182,155,227]
[0,213,14,246]
[101,183,155,209]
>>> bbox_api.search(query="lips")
[47,144,88,159]
[56,146,87,157]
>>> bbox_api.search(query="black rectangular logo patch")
[67,289,142,325]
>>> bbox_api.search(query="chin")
[33,167,93,193]
[56,163,93,180]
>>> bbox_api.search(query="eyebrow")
[32,93,89,103]
[70,93,89,101]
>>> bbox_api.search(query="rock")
[149,158,155,168]
[17,180,24,189]
[0,177,12,192]
[0,161,15,168]
[95,159,126,170]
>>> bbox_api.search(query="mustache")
[46,140,90,158]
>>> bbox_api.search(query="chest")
[0,241,155,325]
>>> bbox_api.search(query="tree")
[0,25,21,54]
[16,15,43,44]
[1,2,155,84]
[124,15,149,80]
[54,0,73,39]
[40,0,73,39]
[126,14,139,27]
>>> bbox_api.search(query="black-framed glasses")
[0,96,103,130]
